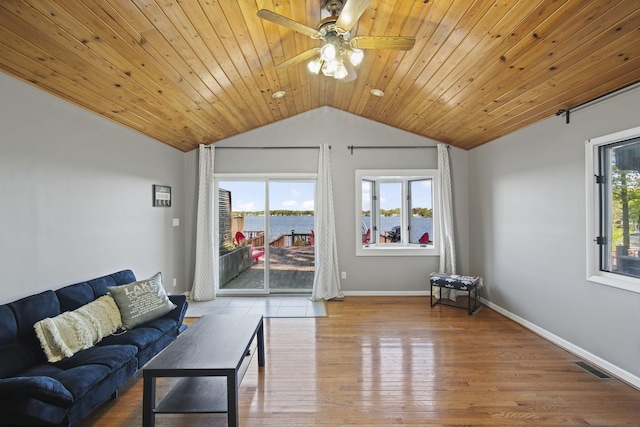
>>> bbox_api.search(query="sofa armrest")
[166,295,188,327]
[0,377,74,406]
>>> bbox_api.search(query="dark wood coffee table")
[142,314,265,427]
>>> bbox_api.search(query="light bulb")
[322,59,339,76]
[320,44,337,61]
[348,48,364,66]
[334,61,348,79]
[307,57,322,74]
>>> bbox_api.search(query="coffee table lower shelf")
[154,377,228,413]
[153,346,255,414]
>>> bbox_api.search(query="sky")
[220,181,315,212]
[220,178,432,213]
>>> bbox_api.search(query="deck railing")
[244,231,265,247]
[270,232,313,247]
[243,230,313,248]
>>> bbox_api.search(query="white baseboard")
[481,298,640,390]
[342,291,430,296]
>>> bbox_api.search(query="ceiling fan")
[257,0,416,81]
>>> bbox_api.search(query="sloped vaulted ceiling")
[0,0,639,152]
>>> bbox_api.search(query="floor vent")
[572,361,613,379]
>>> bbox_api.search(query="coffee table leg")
[257,320,265,367]
[227,372,239,427]
[142,377,156,427]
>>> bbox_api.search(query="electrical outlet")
[341,271,347,280]
[172,278,177,287]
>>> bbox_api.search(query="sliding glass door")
[216,178,315,294]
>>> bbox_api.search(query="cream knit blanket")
[34,295,123,362]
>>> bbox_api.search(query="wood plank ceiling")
[1,1,639,152]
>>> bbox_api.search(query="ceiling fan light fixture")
[259,2,417,84]
[348,48,364,66]
[320,43,337,61]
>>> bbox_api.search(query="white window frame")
[586,125,640,294]
[355,169,438,257]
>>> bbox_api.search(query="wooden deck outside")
[220,246,314,291]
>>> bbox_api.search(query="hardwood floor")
[77,297,640,426]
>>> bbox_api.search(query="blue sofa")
[0,270,188,426]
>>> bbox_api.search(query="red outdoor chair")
[235,231,264,263]
[419,232,430,245]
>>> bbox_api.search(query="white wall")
[468,86,640,384]
[184,107,470,294]
[0,72,187,302]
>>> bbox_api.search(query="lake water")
[243,215,314,239]
[242,215,432,242]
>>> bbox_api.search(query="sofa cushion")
[51,365,111,401]
[143,316,179,335]
[107,272,176,330]
[0,342,39,379]
[56,282,94,313]
[88,270,137,298]
[25,345,138,402]
[0,306,31,379]
[0,376,73,406]
[3,292,60,377]
[53,344,138,373]
[8,291,60,337]
[97,325,165,350]
[0,305,17,346]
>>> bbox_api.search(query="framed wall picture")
[153,185,172,207]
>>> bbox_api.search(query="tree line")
[234,210,314,216]
[361,208,432,218]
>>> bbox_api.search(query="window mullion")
[372,181,378,244]
[403,180,410,244]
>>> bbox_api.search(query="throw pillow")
[107,272,176,330]
[33,295,122,362]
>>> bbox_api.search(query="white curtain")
[437,144,458,299]
[191,144,216,301]
[311,144,343,301]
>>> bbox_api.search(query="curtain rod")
[347,145,438,155]
[556,79,640,124]
[206,145,328,149]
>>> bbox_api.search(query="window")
[356,169,438,256]
[586,126,640,293]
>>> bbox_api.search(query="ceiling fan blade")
[351,36,416,50]
[275,48,320,70]
[335,0,371,32]
[257,9,319,37]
